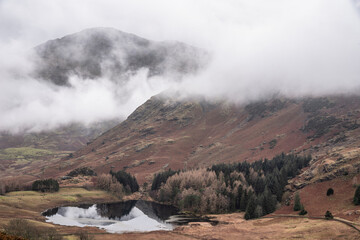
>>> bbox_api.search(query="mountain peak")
[33,27,208,86]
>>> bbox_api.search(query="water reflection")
[43,200,179,233]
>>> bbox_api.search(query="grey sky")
[0,0,360,132]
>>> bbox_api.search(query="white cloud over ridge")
[0,0,360,132]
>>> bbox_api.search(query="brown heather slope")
[31,94,360,186]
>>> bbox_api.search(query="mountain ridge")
[45,94,360,185]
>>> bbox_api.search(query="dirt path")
[264,214,360,233]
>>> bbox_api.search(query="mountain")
[0,28,209,168]
[32,27,208,86]
[2,92,360,220]
[20,94,358,186]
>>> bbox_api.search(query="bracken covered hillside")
[47,94,360,185]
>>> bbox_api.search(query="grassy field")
[0,147,55,160]
[0,188,118,239]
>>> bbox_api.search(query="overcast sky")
[1,0,360,133]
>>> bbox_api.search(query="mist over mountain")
[33,27,208,86]
[0,28,208,133]
[1,0,360,134]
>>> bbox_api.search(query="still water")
[43,200,180,233]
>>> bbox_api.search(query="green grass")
[0,147,53,160]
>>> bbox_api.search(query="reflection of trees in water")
[42,207,58,216]
[135,201,179,221]
[96,200,136,219]
[77,204,93,209]
[43,200,179,221]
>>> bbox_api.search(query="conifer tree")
[262,187,277,214]
[235,185,243,210]
[240,190,248,211]
[245,195,257,220]
[293,192,301,211]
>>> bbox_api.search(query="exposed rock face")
[33,27,208,86]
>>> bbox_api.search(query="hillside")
[0,120,119,151]
[28,94,359,186]
[2,94,360,195]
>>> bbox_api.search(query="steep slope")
[45,94,360,184]
[33,27,208,85]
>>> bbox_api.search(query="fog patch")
[0,69,175,133]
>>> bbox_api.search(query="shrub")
[325,210,334,220]
[4,219,62,240]
[326,188,334,196]
[299,205,307,215]
[293,192,301,211]
[0,231,26,240]
[68,167,96,177]
[353,185,360,205]
[32,179,59,192]
[269,139,277,149]
[76,230,94,240]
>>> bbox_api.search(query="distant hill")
[32,27,209,86]
[0,120,119,151]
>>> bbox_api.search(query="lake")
[43,200,180,233]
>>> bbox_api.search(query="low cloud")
[1,0,360,133]
[0,69,175,133]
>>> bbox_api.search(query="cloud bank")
[0,0,360,132]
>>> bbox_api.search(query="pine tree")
[245,195,257,220]
[254,205,264,218]
[235,185,243,210]
[293,192,301,211]
[353,185,360,205]
[262,187,277,214]
[240,190,248,212]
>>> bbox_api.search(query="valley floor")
[0,188,359,240]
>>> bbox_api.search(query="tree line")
[152,153,311,219]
